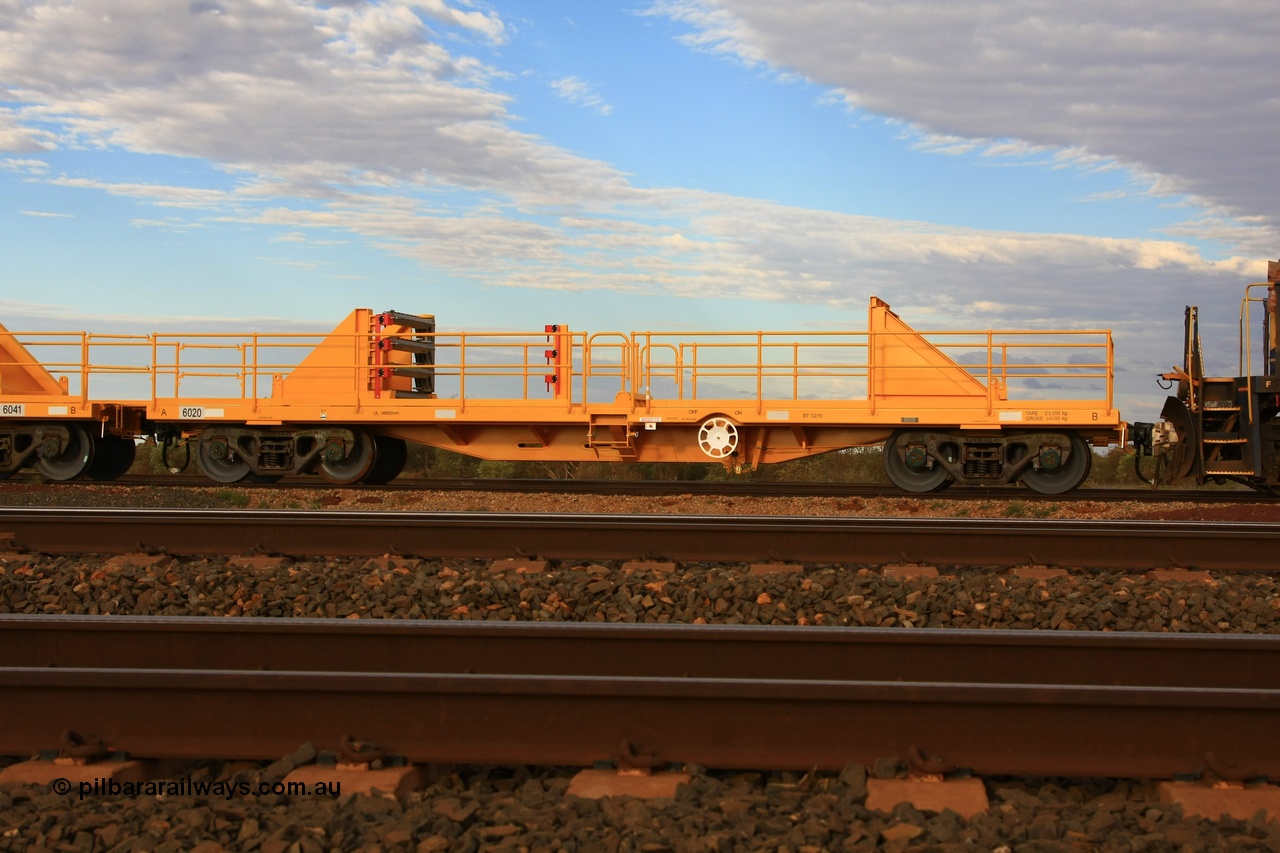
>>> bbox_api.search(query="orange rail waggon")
[0,298,1123,493]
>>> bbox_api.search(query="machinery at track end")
[1134,259,1280,495]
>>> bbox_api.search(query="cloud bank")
[2,0,1275,417]
[650,0,1279,243]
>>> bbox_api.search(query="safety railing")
[3,323,1114,417]
[145,330,587,407]
[1,332,155,402]
[1239,282,1273,380]
[1236,281,1278,423]
[627,327,1113,413]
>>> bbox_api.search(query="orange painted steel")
[1,298,1122,469]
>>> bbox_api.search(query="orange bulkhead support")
[544,324,570,398]
[0,322,69,398]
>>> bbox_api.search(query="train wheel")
[320,428,375,485]
[1021,432,1091,495]
[37,424,94,481]
[883,430,952,493]
[198,434,250,484]
[86,435,136,481]
[698,417,739,459]
[362,436,407,485]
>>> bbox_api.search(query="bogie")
[884,429,1092,493]
[189,426,394,485]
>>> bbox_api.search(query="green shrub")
[214,489,250,508]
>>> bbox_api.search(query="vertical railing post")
[986,331,994,415]
[867,326,876,416]
[250,336,258,411]
[675,343,684,401]
[793,342,800,400]
[458,334,466,411]
[79,333,89,404]
[756,331,764,413]
[691,344,699,399]
[1001,342,1008,404]
[579,333,589,410]
[634,330,645,399]
[149,335,158,406]
[1107,334,1114,414]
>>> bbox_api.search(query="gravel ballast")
[3,484,1278,849]
[3,554,1279,849]
[1,554,1277,634]
[4,761,1280,852]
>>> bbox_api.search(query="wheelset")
[36,424,94,481]
[883,430,953,493]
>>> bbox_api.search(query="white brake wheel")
[698,417,739,459]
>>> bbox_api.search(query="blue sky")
[2,0,1277,419]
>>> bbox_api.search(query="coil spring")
[963,459,1002,478]
[258,450,292,470]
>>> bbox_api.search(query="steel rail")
[11,474,1273,503]
[1,617,1278,777]
[5,615,1279,688]
[0,507,1276,570]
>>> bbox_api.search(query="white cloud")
[550,76,613,116]
[648,0,1279,237]
[1,157,49,174]
[0,298,331,333]
[257,256,330,270]
[411,0,506,44]
[0,107,56,152]
[219,176,1262,328]
[20,209,72,217]
[46,177,239,209]
[130,217,202,231]
[0,0,590,205]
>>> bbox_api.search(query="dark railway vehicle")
[1134,260,1280,494]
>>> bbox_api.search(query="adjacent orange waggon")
[1,297,1125,493]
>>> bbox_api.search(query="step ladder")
[586,414,636,459]
[1198,381,1256,476]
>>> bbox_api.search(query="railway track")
[4,474,1272,503]
[2,615,1277,778]
[0,506,1276,570]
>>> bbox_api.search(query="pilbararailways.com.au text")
[54,777,341,800]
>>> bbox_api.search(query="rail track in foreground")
[10,474,1276,503]
[1,615,1277,779]
[1,506,1277,571]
